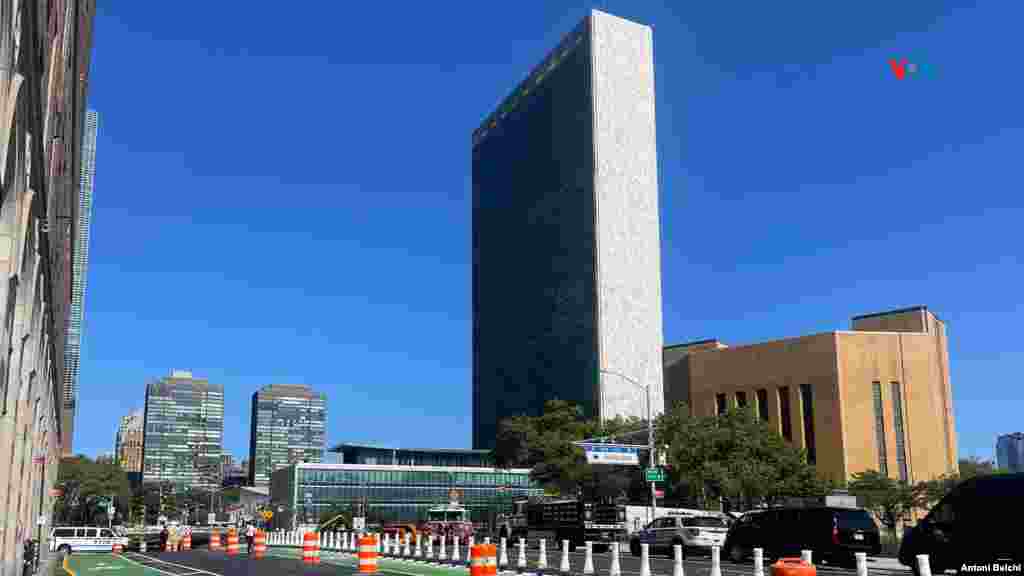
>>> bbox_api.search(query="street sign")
[645,467,665,482]
[654,489,665,498]
[262,510,273,520]
[582,444,640,465]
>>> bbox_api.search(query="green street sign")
[645,467,665,483]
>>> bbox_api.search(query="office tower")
[61,109,99,456]
[996,433,1024,473]
[142,370,224,489]
[115,409,144,473]
[471,10,664,449]
[248,384,327,486]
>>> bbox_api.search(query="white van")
[49,526,129,553]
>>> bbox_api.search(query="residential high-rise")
[62,110,99,457]
[471,10,664,449]
[115,409,144,473]
[142,370,225,490]
[996,433,1024,473]
[249,384,327,487]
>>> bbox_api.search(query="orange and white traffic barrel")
[485,544,497,576]
[226,528,240,557]
[112,542,123,555]
[181,531,192,551]
[253,531,266,559]
[470,545,486,576]
[210,528,221,551]
[303,532,318,565]
[358,535,379,574]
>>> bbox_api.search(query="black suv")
[899,473,1024,574]
[723,506,881,567]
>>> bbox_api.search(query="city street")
[77,544,913,576]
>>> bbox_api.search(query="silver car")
[631,515,730,558]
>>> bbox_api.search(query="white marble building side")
[590,10,665,421]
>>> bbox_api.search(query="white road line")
[117,555,201,576]
[122,554,223,576]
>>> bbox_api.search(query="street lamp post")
[599,368,657,524]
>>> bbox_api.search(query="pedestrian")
[245,524,256,554]
[159,525,169,552]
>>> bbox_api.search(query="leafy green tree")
[657,403,832,510]
[54,455,132,525]
[848,470,915,533]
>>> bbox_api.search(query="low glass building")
[269,463,540,528]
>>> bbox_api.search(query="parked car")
[630,514,729,558]
[899,473,1024,574]
[49,526,130,553]
[723,506,881,567]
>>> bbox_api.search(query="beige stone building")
[664,306,958,485]
[115,410,144,473]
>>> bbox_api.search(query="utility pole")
[600,369,658,524]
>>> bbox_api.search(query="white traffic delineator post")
[640,543,651,576]
[710,545,722,576]
[139,538,147,553]
[561,540,571,573]
[453,536,461,562]
[609,543,622,576]
[500,537,509,567]
[856,553,868,576]
[583,542,594,575]
[801,550,812,564]
[415,534,422,558]
[426,535,435,560]
[320,532,326,550]
[673,544,685,576]
[754,548,764,576]
[485,537,491,544]
[439,535,448,561]
[405,534,412,557]
[467,536,475,564]
[917,555,933,576]
[538,539,548,569]
[517,538,527,570]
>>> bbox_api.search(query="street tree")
[656,402,832,510]
[54,455,131,525]
[847,470,916,533]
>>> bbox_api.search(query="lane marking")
[116,555,192,576]
[122,554,223,576]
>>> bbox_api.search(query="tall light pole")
[599,368,657,524]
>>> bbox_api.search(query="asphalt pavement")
[118,543,913,576]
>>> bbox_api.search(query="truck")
[420,503,474,540]
[497,497,626,551]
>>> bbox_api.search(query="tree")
[54,455,132,525]
[848,470,915,532]
[657,403,832,511]
[492,399,645,500]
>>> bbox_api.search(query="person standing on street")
[245,524,256,554]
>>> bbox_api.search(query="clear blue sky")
[80,1,1022,463]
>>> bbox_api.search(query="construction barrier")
[181,532,191,551]
[771,558,816,576]
[358,535,379,574]
[303,532,320,565]
[210,528,221,551]
[226,528,239,557]
[253,530,266,559]
[112,543,122,555]
[485,544,497,576]
[470,544,486,576]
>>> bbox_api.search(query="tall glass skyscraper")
[471,10,664,449]
[249,384,327,486]
[62,109,99,455]
[996,433,1024,473]
[142,370,224,490]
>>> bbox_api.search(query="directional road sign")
[645,467,665,483]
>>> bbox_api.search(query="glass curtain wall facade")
[141,371,224,490]
[996,433,1024,473]
[249,384,327,486]
[332,444,493,468]
[472,19,598,450]
[271,464,541,528]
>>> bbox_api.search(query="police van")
[49,526,129,553]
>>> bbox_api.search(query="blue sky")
[81,1,1022,463]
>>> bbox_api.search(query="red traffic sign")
[654,490,665,498]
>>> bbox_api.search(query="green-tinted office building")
[141,370,224,490]
[269,463,540,529]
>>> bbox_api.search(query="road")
[93,542,912,576]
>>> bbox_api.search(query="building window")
[778,387,792,441]
[715,394,727,415]
[736,391,747,408]
[872,381,888,476]
[892,382,908,482]
[799,384,816,464]
[756,389,768,422]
